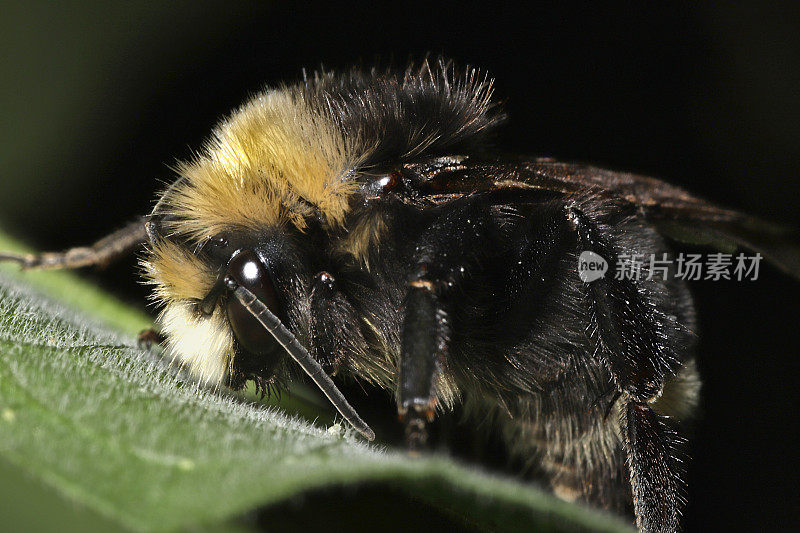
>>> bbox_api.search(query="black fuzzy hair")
[301,59,506,170]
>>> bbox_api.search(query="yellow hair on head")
[141,239,215,304]
[337,211,387,269]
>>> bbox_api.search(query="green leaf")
[0,231,634,532]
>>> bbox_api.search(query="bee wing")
[513,159,800,279]
[398,156,800,279]
[646,210,800,280]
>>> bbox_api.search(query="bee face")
[145,219,314,389]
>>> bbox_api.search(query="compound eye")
[196,233,231,262]
[225,250,281,359]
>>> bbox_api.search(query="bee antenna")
[230,283,375,441]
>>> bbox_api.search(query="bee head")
[139,82,349,389]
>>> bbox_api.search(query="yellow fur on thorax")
[161,89,359,241]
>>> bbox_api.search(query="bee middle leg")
[399,279,447,449]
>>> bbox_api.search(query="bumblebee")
[2,61,798,533]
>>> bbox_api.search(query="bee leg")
[0,217,147,270]
[620,397,683,533]
[398,199,494,450]
[399,280,446,450]
[568,206,684,533]
[137,328,165,351]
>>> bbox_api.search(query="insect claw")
[137,329,165,351]
[399,403,435,451]
[403,410,429,452]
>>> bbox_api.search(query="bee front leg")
[0,217,148,270]
[137,328,166,350]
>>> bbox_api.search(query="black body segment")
[354,156,705,532]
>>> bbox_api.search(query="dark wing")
[396,156,800,279]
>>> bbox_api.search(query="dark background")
[1,3,798,531]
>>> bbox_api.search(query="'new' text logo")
[577,251,608,282]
